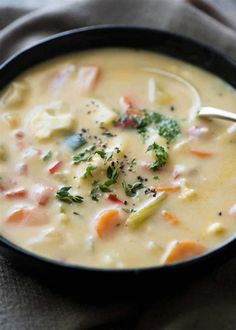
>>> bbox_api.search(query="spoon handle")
[198,107,236,122]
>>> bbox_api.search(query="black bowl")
[1,26,236,296]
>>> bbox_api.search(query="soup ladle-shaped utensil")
[198,107,236,122]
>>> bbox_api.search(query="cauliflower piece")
[28,101,75,140]
[177,178,196,201]
[0,81,29,109]
[80,99,118,128]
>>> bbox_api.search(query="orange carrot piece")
[119,96,143,116]
[48,161,63,174]
[77,66,100,93]
[161,210,180,225]
[6,208,49,226]
[96,209,122,239]
[6,208,31,224]
[156,186,180,193]
[189,149,212,158]
[5,188,28,199]
[36,186,54,206]
[161,240,206,264]
[127,108,143,116]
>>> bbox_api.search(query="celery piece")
[0,144,8,161]
[126,192,167,229]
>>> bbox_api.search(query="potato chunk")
[28,101,74,140]
[80,99,118,128]
[0,81,28,109]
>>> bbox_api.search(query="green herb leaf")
[147,143,168,170]
[82,164,96,179]
[90,186,100,201]
[106,164,120,184]
[73,145,96,164]
[42,150,52,162]
[122,181,144,197]
[122,208,137,214]
[95,150,113,161]
[56,186,84,204]
[156,118,181,142]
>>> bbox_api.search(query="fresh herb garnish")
[42,150,52,162]
[95,150,113,161]
[156,118,181,142]
[105,164,120,186]
[90,186,100,201]
[65,133,87,151]
[122,208,136,214]
[89,164,120,201]
[153,175,160,180]
[73,145,96,164]
[82,164,96,179]
[146,143,168,170]
[114,111,181,142]
[56,186,84,204]
[122,181,144,197]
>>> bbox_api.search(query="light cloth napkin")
[0,1,236,329]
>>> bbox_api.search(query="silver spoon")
[198,107,236,122]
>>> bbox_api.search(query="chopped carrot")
[48,161,63,174]
[127,108,143,116]
[119,96,143,115]
[5,208,49,226]
[106,193,124,205]
[96,209,122,239]
[15,131,24,139]
[5,188,28,199]
[77,66,100,93]
[189,149,212,158]
[36,186,54,206]
[161,240,206,264]
[119,96,134,111]
[156,186,180,193]
[161,210,180,225]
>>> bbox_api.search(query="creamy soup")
[1,48,236,268]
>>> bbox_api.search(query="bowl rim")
[1,24,236,274]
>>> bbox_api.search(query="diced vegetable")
[106,193,124,204]
[82,99,118,128]
[161,240,206,264]
[28,101,75,140]
[0,176,16,192]
[0,144,8,161]
[126,192,167,229]
[161,210,180,225]
[35,186,54,206]
[119,96,142,115]
[0,81,28,108]
[156,186,180,193]
[96,209,122,238]
[77,66,100,93]
[5,208,49,226]
[64,133,87,151]
[188,125,209,138]
[49,161,63,174]
[189,149,212,158]
[5,188,28,199]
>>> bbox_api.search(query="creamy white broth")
[1,48,236,268]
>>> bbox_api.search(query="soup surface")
[1,48,236,268]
